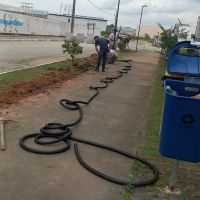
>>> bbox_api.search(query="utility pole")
[68,5,71,15]
[113,0,121,50]
[21,2,34,34]
[64,4,68,15]
[60,3,63,14]
[136,4,147,51]
[71,0,76,34]
[21,2,34,13]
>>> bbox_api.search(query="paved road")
[130,40,161,51]
[0,50,160,200]
[0,41,95,74]
[0,39,160,74]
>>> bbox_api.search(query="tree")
[62,39,83,65]
[158,20,189,55]
[160,31,178,56]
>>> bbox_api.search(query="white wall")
[136,25,163,38]
[48,14,106,36]
[0,10,69,36]
[0,9,106,37]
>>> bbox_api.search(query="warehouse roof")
[49,13,107,22]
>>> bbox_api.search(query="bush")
[101,31,110,38]
[117,41,126,50]
[160,31,178,56]
[62,39,83,65]
[127,34,136,40]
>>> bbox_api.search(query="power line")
[87,0,113,16]
[21,2,34,13]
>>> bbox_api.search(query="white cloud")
[0,0,199,33]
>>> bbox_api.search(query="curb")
[0,39,65,42]
[0,59,66,75]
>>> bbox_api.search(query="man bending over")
[94,36,109,72]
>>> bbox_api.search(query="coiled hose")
[19,60,159,187]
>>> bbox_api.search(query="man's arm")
[94,39,99,53]
[95,45,99,53]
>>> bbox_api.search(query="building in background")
[120,27,136,36]
[106,24,136,36]
[48,13,107,37]
[106,24,115,33]
[0,3,107,37]
[136,24,163,38]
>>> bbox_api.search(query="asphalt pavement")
[0,38,160,74]
[0,40,95,74]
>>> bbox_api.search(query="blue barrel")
[160,79,200,163]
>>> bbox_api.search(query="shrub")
[160,31,178,56]
[101,31,110,38]
[62,39,83,65]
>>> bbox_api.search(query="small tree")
[157,23,185,56]
[62,39,83,65]
[160,31,178,56]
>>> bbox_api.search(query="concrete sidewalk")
[0,50,160,200]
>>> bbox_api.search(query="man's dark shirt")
[95,38,109,51]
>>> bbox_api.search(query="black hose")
[19,60,159,187]
[73,143,158,186]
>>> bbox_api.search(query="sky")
[0,0,199,33]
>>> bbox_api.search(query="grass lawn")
[0,49,133,93]
[118,49,134,59]
[122,56,200,200]
[0,61,71,92]
[0,49,133,109]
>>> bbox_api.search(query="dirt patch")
[0,54,97,109]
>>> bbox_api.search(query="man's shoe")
[102,70,105,72]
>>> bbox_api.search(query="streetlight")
[136,4,148,51]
